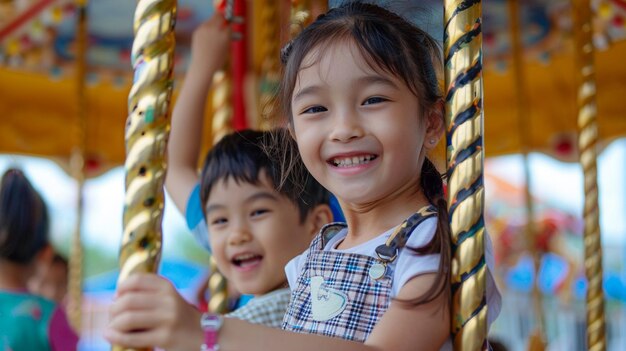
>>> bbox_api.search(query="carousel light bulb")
[6,39,20,56]
[52,7,63,23]
[598,2,613,19]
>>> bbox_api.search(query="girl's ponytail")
[407,157,451,306]
[0,168,49,264]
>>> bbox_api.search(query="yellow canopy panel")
[0,67,127,176]
[483,40,626,161]
[1,41,625,176]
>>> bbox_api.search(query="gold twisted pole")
[207,69,231,313]
[207,0,233,314]
[290,0,311,39]
[257,0,280,129]
[207,256,229,313]
[114,0,177,350]
[67,0,88,333]
[572,1,606,350]
[444,1,488,350]
[210,68,233,144]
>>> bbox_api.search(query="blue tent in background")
[84,258,206,295]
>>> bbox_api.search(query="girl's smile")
[326,152,380,176]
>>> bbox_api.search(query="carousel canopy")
[0,0,625,177]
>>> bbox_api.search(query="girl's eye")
[363,96,387,105]
[302,105,327,114]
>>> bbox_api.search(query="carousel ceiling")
[0,0,625,177]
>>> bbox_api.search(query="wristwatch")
[200,313,223,351]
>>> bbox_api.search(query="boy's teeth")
[235,253,256,261]
[332,155,375,167]
[232,253,263,267]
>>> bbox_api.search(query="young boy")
[165,16,332,327]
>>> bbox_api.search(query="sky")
[0,138,624,262]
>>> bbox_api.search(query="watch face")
[201,313,224,330]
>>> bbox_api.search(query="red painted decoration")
[231,0,248,130]
[0,0,55,41]
[554,136,573,156]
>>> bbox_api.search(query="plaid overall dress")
[282,207,437,342]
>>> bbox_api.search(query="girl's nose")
[329,110,364,142]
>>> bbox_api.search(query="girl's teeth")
[333,155,375,167]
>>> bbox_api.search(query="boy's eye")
[210,217,228,226]
[251,209,270,217]
[362,96,387,105]
[302,105,327,114]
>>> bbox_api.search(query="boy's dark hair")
[274,2,451,306]
[199,129,329,222]
[0,168,49,264]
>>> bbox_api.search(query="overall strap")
[314,222,347,250]
[374,205,437,263]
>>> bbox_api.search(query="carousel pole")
[290,0,311,38]
[207,255,229,313]
[210,68,233,143]
[207,0,236,315]
[572,1,606,350]
[207,63,230,311]
[67,0,88,333]
[113,0,177,350]
[507,1,546,350]
[209,0,235,144]
[443,1,488,350]
[257,0,280,129]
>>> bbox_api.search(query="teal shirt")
[0,291,56,351]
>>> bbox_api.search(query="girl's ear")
[306,204,333,238]
[423,99,445,150]
[287,122,297,140]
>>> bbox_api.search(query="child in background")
[107,3,501,350]
[164,16,333,326]
[0,168,78,351]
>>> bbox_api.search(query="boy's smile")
[231,252,263,272]
[205,172,315,295]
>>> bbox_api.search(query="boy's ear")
[423,100,445,151]
[306,204,333,238]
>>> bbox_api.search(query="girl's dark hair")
[274,1,450,306]
[200,129,329,223]
[0,168,50,264]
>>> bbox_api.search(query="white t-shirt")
[285,217,502,326]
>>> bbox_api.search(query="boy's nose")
[329,110,364,142]
[228,226,252,245]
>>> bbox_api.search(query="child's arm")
[165,15,230,212]
[106,273,449,351]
